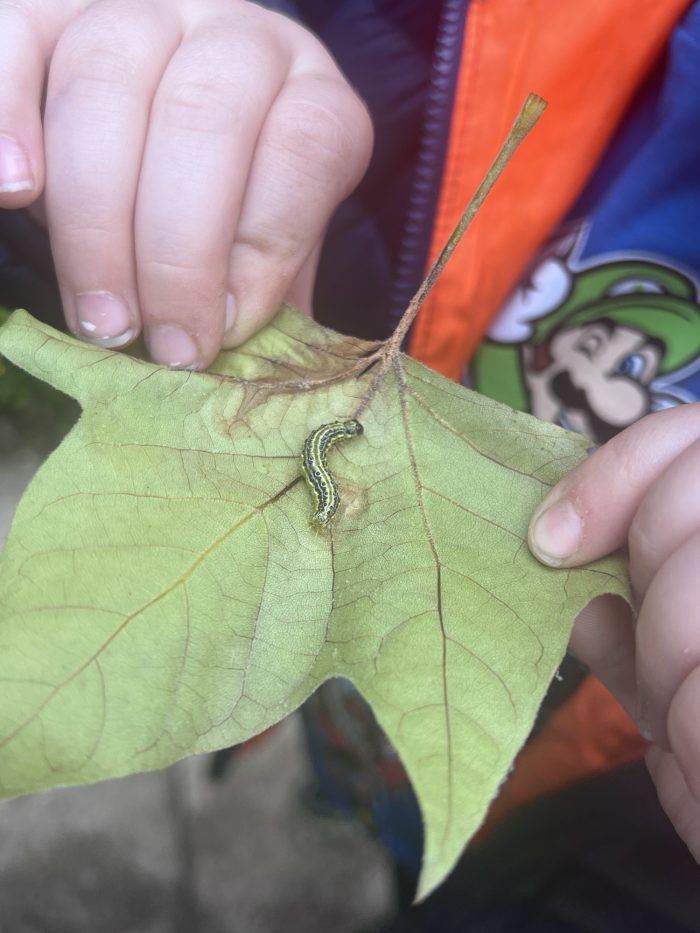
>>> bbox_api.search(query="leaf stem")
[384,93,547,358]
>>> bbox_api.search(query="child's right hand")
[529,403,700,864]
[0,0,373,368]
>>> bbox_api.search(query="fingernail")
[225,293,236,332]
[529,498,583,566]
[0,136,35,193]
[149,324,200,369]
[76,291,133,346]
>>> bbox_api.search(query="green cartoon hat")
[531,260,700,374]
[473,259,700,412]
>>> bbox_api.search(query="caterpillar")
[300,419,364,527]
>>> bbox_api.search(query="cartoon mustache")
[551,372,626,444]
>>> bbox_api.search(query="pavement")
[0,418,393,933]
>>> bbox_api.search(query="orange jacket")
[408,0,693,820]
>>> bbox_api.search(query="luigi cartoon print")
[473,243,700,445]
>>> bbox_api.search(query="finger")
[44,0,181,347]
[636,531,700,746]
[568,594,636,716]
[0,0,77,205]
[528,404,700,567]
[135,14,292,368]
[646,745,700,863]
[224,66,372,346]
[628,435,700,595]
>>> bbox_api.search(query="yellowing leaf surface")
[0,308,628,896]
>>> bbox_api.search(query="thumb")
[527,403,700,569]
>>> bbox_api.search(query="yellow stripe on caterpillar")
[300,419,363,527]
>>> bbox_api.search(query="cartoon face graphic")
[522,320,663,441]
[473,254,700,445]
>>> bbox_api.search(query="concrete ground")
[0,418,393,933]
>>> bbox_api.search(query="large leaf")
[0,308,628,897]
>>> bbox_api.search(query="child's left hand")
[528,402,700,862]
[0,0,372,368]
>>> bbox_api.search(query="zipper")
[387,0,470,339]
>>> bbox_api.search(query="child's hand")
[528,403,700,861]
[0,0,372,367]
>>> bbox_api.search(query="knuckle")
[274,86,373,192]
[57,193,127,239]
[141,253,203,280]
[152,19,285,136]
[235,223,300,267]
[139,239,217,293]
[140,255,219,311]
[48,45,140,119]
[155,76,242,136]
[60,215,115,243]
[140,260,220,319]
[53,16,141,90]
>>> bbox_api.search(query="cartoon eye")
[607,278,664,297]
[615,353,647,379]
